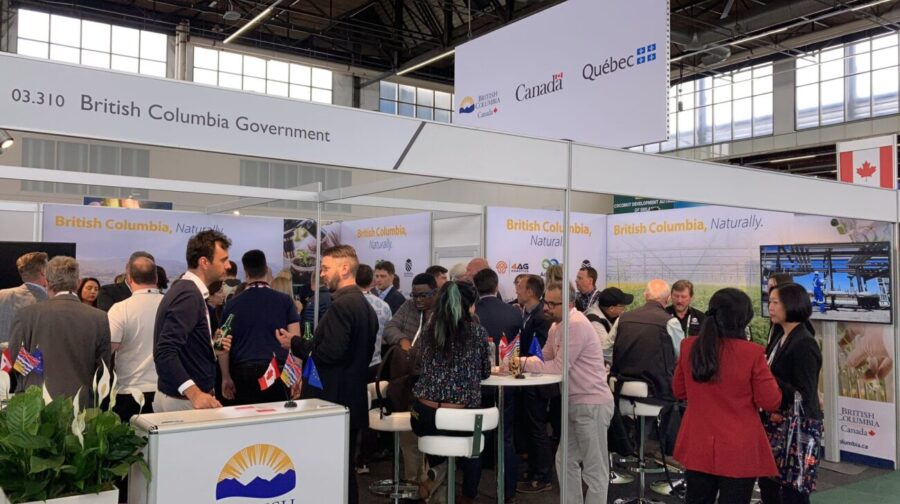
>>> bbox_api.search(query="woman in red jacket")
[673,288,782,504]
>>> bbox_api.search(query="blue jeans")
[410,401,483,499]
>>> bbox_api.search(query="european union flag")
[304,356,324,390]
[529,336,544,362]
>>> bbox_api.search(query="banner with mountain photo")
[42,204,283,285]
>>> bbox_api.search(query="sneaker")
[355,465,370,475]
[516,481,552,494]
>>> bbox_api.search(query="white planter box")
[0,489,117,504]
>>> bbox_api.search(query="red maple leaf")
[869,430,877,437]
[857,161,877,179]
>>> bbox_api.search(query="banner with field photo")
[486,207,606,301]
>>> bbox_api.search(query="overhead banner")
[836,135,897,190]
[454,0,669,147]
[42,204,283,285]
[338,213,432,293]
[0,53,420,172]
[485,207,606,301]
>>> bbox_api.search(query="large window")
[240,160,351,213]
[379,82,454,123]
[796,32,899,129]
[21,138,150,198]
[16,9,167,77]
[193,47,333,104]
[633,63,773,153]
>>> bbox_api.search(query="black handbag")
[375,345,418,413]
[657,400,686,457]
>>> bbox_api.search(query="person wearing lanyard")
[154,230,233,412]
[666,279,706,338]
[759,282,821,504]
[8,256,110,407]
[382,273,439,486]
[219,250,300,406]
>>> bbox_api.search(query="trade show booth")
[1,51,899,502]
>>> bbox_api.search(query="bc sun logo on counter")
[216,444,296,501]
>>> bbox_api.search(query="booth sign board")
[454,0,669,148]
[0,53,421,174]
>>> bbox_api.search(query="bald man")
[609,279,679,401]
[460,258,490,282]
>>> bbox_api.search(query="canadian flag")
[837,136,896,189]
[257,357,279,391]
[0,349,11,373]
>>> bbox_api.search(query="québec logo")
[636,43,658,65]
[583,42,659,81]
[516,72,564,102]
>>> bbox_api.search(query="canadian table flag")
[837,136,897,189]
[0,348,11,373]
[258,356,279,391]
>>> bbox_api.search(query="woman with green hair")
[410,280,492,503]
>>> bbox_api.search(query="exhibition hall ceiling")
[9,0,900,84]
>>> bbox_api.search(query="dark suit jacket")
[293,285,378,430]
[97,282,132,312]
[673,337,782,477]
[0,283,48,343]
[612,301,676,402]
[9,294,110,406]
[476,295,524,359]
[154,279,216,397]
[380,287,406,315]
[767,323,823,419]
[520,301,550,357]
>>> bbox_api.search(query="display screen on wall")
[760,242,892,324]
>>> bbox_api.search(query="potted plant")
[0,367,149,504]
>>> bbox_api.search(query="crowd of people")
[0,229,824,504]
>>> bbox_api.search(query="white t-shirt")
[108,289,163,393]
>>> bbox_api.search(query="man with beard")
[278,245,378,504]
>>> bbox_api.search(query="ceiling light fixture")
[224,0,282,44]
[223,0,241,21]
[850,0,892,11]
[0,129,14,150]
[768,154,817,163]
[396,49,456,76]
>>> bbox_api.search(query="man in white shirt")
[108,256,163,422]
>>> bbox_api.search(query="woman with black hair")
[673,288,782,504]
[77,277,101,308]
[759,282,823,504]
[410,280,492,504]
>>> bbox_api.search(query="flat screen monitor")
[760,241,892,324]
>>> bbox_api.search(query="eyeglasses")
[411,290,436,299]
[544,300,564,308]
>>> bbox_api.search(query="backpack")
[586,312,612,333]
[374,345,418,413]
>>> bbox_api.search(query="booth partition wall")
[1,51,900,502]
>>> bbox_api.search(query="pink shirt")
[525,309,613,406]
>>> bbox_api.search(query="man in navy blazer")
[153,230,233,412]
[373,261,406,314]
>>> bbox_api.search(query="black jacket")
[665,305,706,337]
[520,301,550,357]
[766,323,823,419]
[154,279,216,397]
[475,295,523,358]
[97,282,131,312]
[293,285,378,430]
[380,287,406,315]
[611,301,676,402]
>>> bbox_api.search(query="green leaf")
[6,431,51,450]
[6,387,42,436]
[107,462,131,477]
[29,454,64,474]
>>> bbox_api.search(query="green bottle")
[214,314,234,350]
[303,321,314,341]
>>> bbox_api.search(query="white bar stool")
[367,381,418,502]
[611,378,665,504]
[417,406,499,504]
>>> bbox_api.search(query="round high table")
[482,372,562,504]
